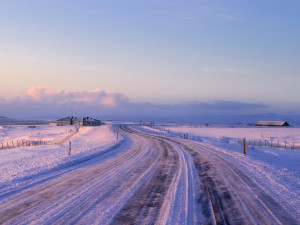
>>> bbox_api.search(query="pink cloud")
[0,87,276,121]
[10,87,129,107]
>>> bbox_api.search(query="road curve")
[0,125,298,225]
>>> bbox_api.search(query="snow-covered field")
[168,126,300,143]
[0,124,121,184]
[138,125,300,219]
[0,123,299,223]
[0,124,75,144]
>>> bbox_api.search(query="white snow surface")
[0,124,120,184]
[0,123,299,222]
[169,126,300,143]
[137,125,300,219]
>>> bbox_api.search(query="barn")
[255,121,290,127]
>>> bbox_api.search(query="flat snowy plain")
[0,124,120,184]
[0,123,299,224]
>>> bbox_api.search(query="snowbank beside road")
[0,125,120,184]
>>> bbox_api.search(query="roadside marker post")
[117,132,119,140]
[68,140,72,156]
[271,140,273,148]
[243,138,246,155]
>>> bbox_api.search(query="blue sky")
[0,0,300,119]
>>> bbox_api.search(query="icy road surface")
[0,125,298,224]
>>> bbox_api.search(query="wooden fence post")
[243,138,246,155]
[68,140,72,156]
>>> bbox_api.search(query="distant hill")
[102,113,300,127]
[0,116,13,121]
[0,116,49,125]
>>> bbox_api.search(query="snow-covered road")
[0,125,298,224]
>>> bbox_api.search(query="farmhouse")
[57,116,104,126]
[81,117,104,126]
[56,116,80,126]
[255,121,290,127]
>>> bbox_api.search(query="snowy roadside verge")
[0,124,122,185]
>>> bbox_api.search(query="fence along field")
[238,139,300,150]
[147,125,300,151]
[1,139,48,149]
[1,127,79,150]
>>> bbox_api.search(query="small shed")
[255,121,290,127]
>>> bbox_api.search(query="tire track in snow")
[115,127,202,225]
[156,142,201,225]
[0,139,126,199]
[174,139,299,225]
[111,139,179,225]
[0,128,159,224]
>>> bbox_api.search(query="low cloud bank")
[0,87,275,121]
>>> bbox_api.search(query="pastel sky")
[0,0,300,119]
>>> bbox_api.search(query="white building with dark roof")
[57,116,104,126]
[81,117,104,126]
[255,121,290,127]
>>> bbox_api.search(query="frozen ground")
[167,126,300,143]
[138,125,300,220]
[0,124,73,144]
[0,124,121,184]
[0,123,299,224]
